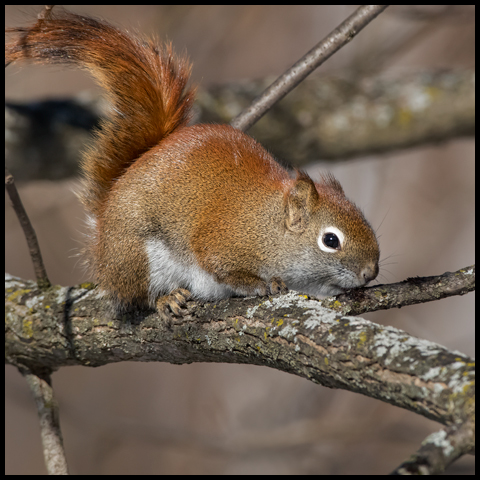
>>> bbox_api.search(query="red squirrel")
[6,12,380,314]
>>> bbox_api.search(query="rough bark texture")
[5,274,475,429]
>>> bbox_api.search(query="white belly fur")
[145,238,234,305]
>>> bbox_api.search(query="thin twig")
[5,168,51,288]
[322,265,475,316]
[20,369,69,475]
[38,5,55,20]
[230,5,389,132]
[5,6,55,68]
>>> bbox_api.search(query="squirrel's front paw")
[156,288,191,319]
[268,277,289,295]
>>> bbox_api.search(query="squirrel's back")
[5,11,195,216]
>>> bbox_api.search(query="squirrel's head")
[281,171,379,297]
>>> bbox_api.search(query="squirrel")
[5,11,380,315]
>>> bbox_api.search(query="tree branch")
[220,69,475,163]
[4,168,50,288]
[5,274,474,430]
[19,368,69,475]
[392,422,475,475]
[322,265,475,316]
[6,69,474,182]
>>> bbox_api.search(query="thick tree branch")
[5,274,474,431]
[219,69,475,163]
[5,69,474,182]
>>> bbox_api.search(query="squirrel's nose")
[361,263,379,285]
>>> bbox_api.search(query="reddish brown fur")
[95,124,294,302]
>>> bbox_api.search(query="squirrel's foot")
[156,288,191,319]
[268,277,289,295]
[250,277,289,296]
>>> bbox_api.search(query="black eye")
[323,232,340,250]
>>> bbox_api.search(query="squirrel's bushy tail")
[6,11,195,215]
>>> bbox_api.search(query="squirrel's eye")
[323,233,340,250]
[318,226,344,253]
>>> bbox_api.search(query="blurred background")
[5,5,475,475]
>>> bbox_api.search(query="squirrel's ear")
[285,172,319,233]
